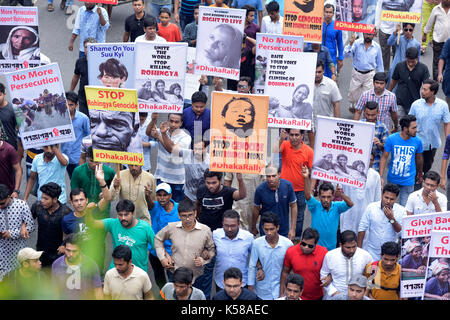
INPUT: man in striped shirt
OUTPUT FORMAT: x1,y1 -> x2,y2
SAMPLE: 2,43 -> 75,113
175,0 -> 207,31
353,72 -> 399,132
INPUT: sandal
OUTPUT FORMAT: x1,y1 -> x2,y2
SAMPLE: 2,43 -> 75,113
47,3 -> 54,11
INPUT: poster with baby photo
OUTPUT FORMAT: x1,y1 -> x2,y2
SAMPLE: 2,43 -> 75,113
334,0 -> 377,33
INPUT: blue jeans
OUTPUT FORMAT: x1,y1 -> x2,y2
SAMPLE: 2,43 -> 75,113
389,182 -> 414,206
150,3 -> 171,22
179,13 -> 194,31
156,179 -> 185,203
295,191 -> 306,238
26,165 -> 38,197
193,256 -> 216,300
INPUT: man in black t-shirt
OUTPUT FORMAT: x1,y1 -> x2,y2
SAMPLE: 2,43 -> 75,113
123,0 -> 147,42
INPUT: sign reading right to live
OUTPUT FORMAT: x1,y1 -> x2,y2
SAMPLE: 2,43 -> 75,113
311,116 -> 374,189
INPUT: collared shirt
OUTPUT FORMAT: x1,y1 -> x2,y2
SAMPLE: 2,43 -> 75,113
248,235 -> 293,300
355,89 -> 398,129
182,107 -> 211,142
261,16 -> 284,34
392,61 -> 430,110
60,111 -> 90,165
320,247 -> 373,297
344,38 -> 384,73
409,97 -> 450,150
149,199 -> 180,257
31,153 -> 69,204
124,12 -> 146,42
213,228 -> 253,288
155,221 -> 215,281
424,4 -> 450,43
313,75 -> 342,119
405,188 -> 447,215
361,120 -> 389,171
283,243 -> 328,300
358,201 -> 406,260
110,169 -> 156,223
0,198 -> 35,280
72,5 -> 110,52
103,264 -> 152,300
364,261 -> 401,300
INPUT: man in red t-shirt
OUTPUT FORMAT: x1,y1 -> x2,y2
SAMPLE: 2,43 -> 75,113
280,227 -> 328,300
276,128 -> 314,238
0,139 -> 22,198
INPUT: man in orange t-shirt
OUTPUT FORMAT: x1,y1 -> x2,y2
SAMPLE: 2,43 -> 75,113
277,128 -> 314,238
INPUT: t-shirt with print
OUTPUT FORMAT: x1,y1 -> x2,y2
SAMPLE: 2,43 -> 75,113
197,185 -> 236,231
384,132 -> 423,186
102,218 -> 155,272
62,212 -> 87,235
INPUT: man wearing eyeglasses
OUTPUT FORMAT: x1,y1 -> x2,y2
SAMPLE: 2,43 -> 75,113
279,227 -> 328,300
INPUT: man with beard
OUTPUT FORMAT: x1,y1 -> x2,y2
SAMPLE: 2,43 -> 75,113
103,245 -> 153,300
344,32 -> 384,113
23,144 -> 69,204
221,97 -> 256,139
320,230 -> 373,299
86,199 -> 155,274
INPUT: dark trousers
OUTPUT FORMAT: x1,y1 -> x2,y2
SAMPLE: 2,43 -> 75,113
193,256 -> 216,300
432,41 -> 444,80
423,148 -> 437,175
379,30 -> 396,72
66,163 -> 77,179
179,14 -> 194,32
149,253 -> 168,289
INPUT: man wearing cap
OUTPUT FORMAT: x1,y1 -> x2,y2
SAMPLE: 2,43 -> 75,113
0,248 -> 56,299
145,182 -> 180,288
327,275 -> 372,300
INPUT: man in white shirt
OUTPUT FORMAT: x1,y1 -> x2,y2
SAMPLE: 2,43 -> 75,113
357,183 -> 406,260
405,170 -> 447,215
320,230 -> 373,299
261,1 -> 283,34
276,273 -> 304,300
135,16 -> 167,43
103,245 -> 153,300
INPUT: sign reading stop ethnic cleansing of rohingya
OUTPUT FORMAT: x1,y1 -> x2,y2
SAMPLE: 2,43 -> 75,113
311,116 -> 374,189
209,91 -> 269,175
0,6 -> 40,73
381,0 -> 423,24
264,51 -> 316,130
254,33 -> 303,95
4,63 -> 75,149
85,86 -> 144,166
282,0 -> 324,43
135,41 -> 187,113
400,212 -> 450,298
195,6 -> 246,81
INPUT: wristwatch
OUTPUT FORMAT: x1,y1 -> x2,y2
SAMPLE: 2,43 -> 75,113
389,219 -> 395,224
13,189 -> 20,195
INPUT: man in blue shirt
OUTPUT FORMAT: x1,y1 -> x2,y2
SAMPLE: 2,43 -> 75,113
302,165 -> 354,251
322,4 -> 344,78
304,43 -> 336,80
60,92 -> 90,179
252,164 -> 297,240
379,115 -> 424,206
182,91 -> 210,146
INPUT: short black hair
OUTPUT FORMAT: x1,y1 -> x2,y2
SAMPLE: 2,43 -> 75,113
319,182 -> 334,195
224,267 -> 242,281
159,7 -> 171,16
64,233 -> 82,247
406,46 -> 419,59
402,22 -> 415,29
204,169 -> 223,181
399,114 -> 416,131
70,188 -> 87,201
324,3 -> 335,11
266,1 -> 279,13
261,211 -> 280,227
301,227 -> 320,244
87,146 -> 94,160
423,79 -> 439,95
364,101 -> 378,111
191,91 -> 207,104
143,15 -> 158,29
194,3 -> 200,10
286,273 -> 304,290
239,76 -> 253,89
423,170 -> 440,184
40,182 -> 62,199
65,91 -> 78,104
382,183 -> 400,197
341,230 -> 357,244
316,59 -> 325,70
0,83 -> 6,94
116,199 -> 135,213
112,244 -> 132,262
242,4 -> 256,16
223,209 -> 240,222
173,267 -> 194,284
373,72 -> 387,83
381,241 -> 401,256
132,0 -> 144,4
178,198 -> 196,214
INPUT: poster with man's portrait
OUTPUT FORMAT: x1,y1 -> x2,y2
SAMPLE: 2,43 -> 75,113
282,0 -> 324,43
195,6 -> 246,80
209,91 -> 269,175
311,116 -> 374,189
265,51 -> 316,130
0,6 -> 40,72
380,0 -> 423,23
334,0 -> 377,33
135,41 -> 187,113
85,86 -> 144,166
87,43 -> 135,89
4,63 -> 75,149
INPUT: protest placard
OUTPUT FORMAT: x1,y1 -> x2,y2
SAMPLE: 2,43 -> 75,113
135,41 -> 187,113
195,6 -> 246,80
264,51 -> 316,130
311,116 -> 374,188
87,43 -> 135,89
4,63 -> 75,149
0,6 -> 40,72
209,91 -> 268,174
85,86 -> 143,166
184,47 -> 201,102
423,230 -> 450,300
380,0 -> 423,24
334,0 -> 376,33
254,33 -> 303,95
282,0 -> 324,43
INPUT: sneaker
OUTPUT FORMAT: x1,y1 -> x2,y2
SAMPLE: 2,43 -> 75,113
65,5 -> 72,15
47,3 -> 54,11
